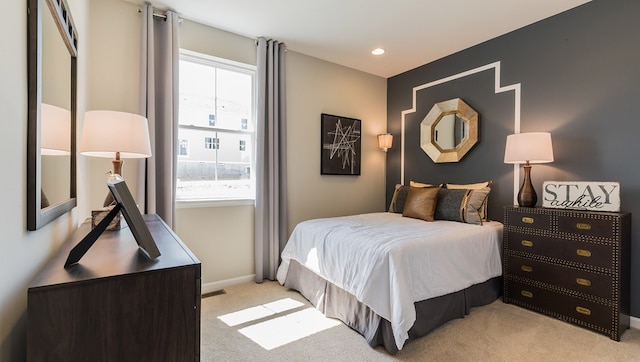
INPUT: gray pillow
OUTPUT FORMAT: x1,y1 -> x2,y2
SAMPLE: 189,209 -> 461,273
434,189 -> 469,222
461,187 -> 491,225
433,187 -> 491,225
388,184 -> 410,213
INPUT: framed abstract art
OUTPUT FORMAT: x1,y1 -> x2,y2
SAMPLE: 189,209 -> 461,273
320,113 -> 361,175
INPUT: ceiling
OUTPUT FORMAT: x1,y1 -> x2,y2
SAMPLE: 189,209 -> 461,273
129,0 -> 591,78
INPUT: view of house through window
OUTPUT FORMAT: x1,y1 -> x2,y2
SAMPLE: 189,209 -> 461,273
177,50 -> 256,201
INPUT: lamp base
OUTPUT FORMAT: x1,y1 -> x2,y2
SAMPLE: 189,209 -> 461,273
91,206 -> 128,231
517,165 -> 537,207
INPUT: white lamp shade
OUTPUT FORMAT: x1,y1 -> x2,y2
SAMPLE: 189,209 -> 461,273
378,133 -> 393,151
504,132 -> 554,164
41,103 -> 71,155
80,110 -> 152,158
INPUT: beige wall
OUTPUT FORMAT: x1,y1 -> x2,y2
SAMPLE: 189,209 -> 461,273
85,0 -> 387,289
0,0 -> 386,356
85,0 -> 143,209
285,51 -> 388,231
0,1 -> 88,360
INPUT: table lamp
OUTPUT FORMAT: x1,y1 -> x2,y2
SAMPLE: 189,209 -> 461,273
504,132 -> 554,207
80,110 -> 152,207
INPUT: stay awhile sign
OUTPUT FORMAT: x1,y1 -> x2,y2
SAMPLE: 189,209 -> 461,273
542,181 -> 620,212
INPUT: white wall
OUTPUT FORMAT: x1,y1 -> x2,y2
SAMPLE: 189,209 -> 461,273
0,0 -> 88,360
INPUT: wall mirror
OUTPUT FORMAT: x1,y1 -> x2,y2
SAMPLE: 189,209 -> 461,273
27,0 -> 78,230
420,98 -> 478,163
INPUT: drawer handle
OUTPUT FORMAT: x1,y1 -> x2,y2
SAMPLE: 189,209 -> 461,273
521,290 -> 533,298
576,223 -> 592,230
522,217 -> 534,224
576,249 -> 592,257
521,265 -> 533,272
521,240 -> 534,247
576,278 -> 592,287
576,306 -> 591,316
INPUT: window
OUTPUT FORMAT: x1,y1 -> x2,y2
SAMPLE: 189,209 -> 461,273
205,137 -> 219,150
177,50 -> 256,202
178,139 -> 189,156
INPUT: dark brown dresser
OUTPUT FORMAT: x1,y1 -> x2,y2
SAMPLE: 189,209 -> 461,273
503,206 -> 631,340
27,214 -> 201,361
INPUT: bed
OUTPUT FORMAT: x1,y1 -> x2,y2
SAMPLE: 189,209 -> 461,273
276,183 -> 503,353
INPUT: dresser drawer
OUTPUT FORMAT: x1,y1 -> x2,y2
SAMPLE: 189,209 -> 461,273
557,214 -> 616,239
506,209 -> 551,230
505,280 -> 613,335
506,231 -> 614,269
506,255 -> 613,300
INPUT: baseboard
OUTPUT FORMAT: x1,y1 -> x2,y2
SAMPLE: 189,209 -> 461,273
631,316 -> 640,330
201,274 -> 255,295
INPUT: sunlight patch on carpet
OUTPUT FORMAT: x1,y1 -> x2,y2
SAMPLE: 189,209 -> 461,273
238,308 -> 341,350
218,298 -> 305,327
263,298 -> 304,313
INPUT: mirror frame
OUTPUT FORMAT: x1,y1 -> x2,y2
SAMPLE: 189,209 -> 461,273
420,98 -> 478,163
27,0 -> 78,230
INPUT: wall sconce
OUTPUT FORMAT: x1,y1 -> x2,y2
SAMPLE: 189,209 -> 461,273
378,133 -> 393,152
504,132 -> 554,207
80,110 -> 152,207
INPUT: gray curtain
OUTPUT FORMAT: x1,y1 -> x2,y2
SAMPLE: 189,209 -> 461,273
138,5 -> 179,228
255,38 -> 288,282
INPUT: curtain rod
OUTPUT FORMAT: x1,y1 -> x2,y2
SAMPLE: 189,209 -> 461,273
137,8 -> 183,23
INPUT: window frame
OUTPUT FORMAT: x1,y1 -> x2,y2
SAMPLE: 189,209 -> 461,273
177,49 -> 257,206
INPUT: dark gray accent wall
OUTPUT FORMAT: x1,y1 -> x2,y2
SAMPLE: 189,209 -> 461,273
386,0 -> 640,317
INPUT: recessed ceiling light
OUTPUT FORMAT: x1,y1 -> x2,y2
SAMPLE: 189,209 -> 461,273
371,48 -> 385,56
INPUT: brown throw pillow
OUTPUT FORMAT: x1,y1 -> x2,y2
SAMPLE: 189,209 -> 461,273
402,186 -> 440,221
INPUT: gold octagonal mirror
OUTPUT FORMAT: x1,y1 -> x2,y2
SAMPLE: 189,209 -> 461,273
420,98 -> 478,163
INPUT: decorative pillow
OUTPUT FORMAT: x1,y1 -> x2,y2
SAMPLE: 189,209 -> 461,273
461,187 -> 491,225
445,181 -> 492,190
389,182 -> 433,213
409,180 -> 433,188
445,181 -> 492,220
402,186 -> 440,221
434,189 -> 470,222
388,184 -> 408,213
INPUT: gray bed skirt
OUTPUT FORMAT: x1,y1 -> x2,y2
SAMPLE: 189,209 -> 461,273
283,260 -> 502,354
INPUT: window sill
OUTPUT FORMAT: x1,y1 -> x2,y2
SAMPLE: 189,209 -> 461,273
175,198 -> 255,209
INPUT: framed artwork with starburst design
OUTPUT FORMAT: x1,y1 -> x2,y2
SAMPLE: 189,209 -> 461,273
321,113 -> 361,175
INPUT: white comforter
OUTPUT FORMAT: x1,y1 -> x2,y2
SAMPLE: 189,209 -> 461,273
276,212 -> 503,350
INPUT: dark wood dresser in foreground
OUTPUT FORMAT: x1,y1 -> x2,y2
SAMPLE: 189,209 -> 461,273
503,206 -> 630,340
27,214 -> 201,361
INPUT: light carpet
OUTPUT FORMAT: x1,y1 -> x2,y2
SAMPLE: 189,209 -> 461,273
200,281 -> 640,361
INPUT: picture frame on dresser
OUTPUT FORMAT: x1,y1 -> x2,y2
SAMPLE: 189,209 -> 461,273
502,206 -> 631,341
65,178 -> 160,267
